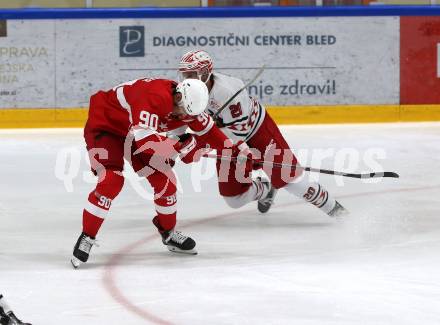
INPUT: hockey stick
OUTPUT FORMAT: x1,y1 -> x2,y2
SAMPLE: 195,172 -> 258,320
203,153 -> 399,179
213,65 -> 266,120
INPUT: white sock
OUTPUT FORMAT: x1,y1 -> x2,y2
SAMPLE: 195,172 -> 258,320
222,178 -> 266,209
284,177 -> 336,215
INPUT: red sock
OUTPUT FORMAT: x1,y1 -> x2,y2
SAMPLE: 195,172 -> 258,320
82,192 -> 107,238
154,212 -> 177,232
147,170 -> 177,232
82,170 -> 124,238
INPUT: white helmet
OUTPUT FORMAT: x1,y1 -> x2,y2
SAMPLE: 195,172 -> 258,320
175,79 -> 209,116
178,50 -> 213,83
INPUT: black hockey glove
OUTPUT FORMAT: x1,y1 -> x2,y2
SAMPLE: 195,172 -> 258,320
214,116 -> 225,128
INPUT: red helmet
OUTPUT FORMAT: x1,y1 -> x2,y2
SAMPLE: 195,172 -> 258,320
178,50 -> 213,83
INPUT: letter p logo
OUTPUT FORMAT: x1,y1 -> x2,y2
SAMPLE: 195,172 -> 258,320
120,26 -> 145,57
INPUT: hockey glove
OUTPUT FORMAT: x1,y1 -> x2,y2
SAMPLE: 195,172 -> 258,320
214,116 -> 225,128
231,141 -> 254,173
176,133 -> 210,164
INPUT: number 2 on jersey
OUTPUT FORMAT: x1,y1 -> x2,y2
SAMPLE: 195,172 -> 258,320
229,103 -> 242,118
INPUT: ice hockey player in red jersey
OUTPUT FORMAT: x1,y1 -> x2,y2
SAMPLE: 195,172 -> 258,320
177,50 -> 347,217
71,78 -> 238,268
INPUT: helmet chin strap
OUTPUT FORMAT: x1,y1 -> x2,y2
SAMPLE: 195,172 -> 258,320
199,71 -> 212,84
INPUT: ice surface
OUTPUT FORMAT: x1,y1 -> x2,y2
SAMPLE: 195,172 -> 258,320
1,123 -> 439,325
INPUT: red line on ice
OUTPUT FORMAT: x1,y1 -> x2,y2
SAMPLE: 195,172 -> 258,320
102,184 -> 440,324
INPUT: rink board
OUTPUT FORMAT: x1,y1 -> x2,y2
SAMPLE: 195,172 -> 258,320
1,7 -> 440,126
1,105 -> 440,128
0,17 -> 399,108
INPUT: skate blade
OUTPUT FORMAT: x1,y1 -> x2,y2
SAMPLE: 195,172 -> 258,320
71,257 -> 82,268
167,246 -> 198,255
330,207 -> 349,219
258,203 -> 271,214
258,189 -> 277,214
328,201 -> 349,219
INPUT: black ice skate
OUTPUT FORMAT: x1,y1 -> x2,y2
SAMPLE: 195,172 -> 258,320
71,232 -> 98,268
162,230 -> 197,255
153,217 -> 197,255
0,307 -> 8,325
257,177 -> 278,214
327,201 -> 348,218
0,308 -> 31,325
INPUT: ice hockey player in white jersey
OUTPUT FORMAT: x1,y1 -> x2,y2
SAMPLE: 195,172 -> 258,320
177,50 -> 346,217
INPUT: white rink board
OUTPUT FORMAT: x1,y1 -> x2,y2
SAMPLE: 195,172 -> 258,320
0,17 -> 399,108
0,20 -> 55,107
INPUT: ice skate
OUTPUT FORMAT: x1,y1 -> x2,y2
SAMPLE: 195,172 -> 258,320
0,307 -> 8,325
153,216 -> 197,255
0,307 -> 31,325
71,232 -> 98,268
257,177 -> 278,214
161,229 -> 197,255
327,201 -> 348,218
3,312 -> 31,325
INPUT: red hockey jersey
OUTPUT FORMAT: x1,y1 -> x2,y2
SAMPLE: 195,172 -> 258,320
86,78 -> 219,143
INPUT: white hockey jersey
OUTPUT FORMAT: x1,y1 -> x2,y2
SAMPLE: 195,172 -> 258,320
207,72 -> 265,143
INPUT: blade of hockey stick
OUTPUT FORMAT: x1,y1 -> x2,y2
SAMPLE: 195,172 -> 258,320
203,153 -> 399,179
213,65 -> 266,120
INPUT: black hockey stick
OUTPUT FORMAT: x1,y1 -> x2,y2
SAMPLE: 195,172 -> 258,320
203,153 -> 399,179
213,65 -> 266,120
